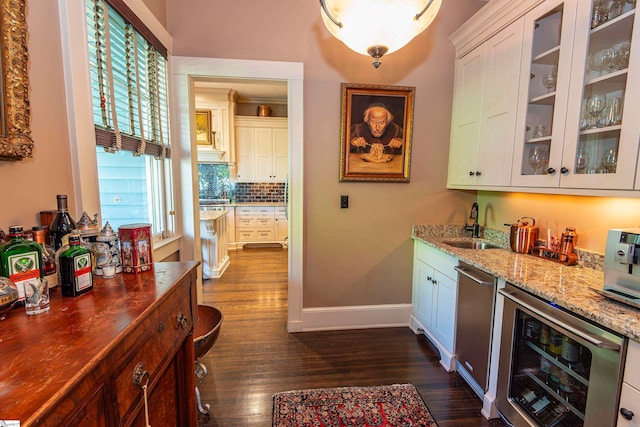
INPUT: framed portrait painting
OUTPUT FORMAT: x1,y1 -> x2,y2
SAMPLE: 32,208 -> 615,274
339,83 -> 415,182
195,110 -> 212,145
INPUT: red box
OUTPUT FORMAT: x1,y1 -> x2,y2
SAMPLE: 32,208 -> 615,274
118,224 -> 153,273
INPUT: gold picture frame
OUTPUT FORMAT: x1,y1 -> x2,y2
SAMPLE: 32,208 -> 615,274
195,110 -> 212,145
0,0 -> 33,160
339,83 -> 415,182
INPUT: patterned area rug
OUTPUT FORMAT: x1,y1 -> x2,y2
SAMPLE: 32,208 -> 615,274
272,384 -> 439,427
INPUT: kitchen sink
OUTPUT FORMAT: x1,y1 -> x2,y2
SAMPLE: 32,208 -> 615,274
442,240 -> 502,250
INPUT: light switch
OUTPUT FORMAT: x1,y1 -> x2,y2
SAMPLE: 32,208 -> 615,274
340,195 -> 348,209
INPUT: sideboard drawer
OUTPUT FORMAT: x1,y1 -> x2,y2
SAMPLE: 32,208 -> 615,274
112,286 -> 193,423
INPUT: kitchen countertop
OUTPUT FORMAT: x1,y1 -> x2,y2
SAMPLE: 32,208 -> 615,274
412,224 -> 640,341
199,210 -> 229,220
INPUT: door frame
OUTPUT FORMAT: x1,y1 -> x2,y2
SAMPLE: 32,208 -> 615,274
171,57 -> 304,332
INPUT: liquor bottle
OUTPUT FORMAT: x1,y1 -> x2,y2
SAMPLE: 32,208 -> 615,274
0,225 -> 43,303
59,234 -> 93,297
549,328 -> 563,357
31,226 -> 58,289
561,335 -> 580,364
539,324 -> 550,350
50,194 -> 77,250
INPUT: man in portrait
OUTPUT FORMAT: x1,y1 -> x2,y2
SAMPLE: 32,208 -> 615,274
350,103 -> 404,156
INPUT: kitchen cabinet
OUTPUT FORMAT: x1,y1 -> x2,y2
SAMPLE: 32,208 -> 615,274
0,262 -> 199,426
513,0 -> 640,190
618,339 -> 640,426
235,116 -> 288,182
235,205 -> 288,245
448,18 -> 524,187
450,0 -> 640,193
411,240 -> 458,371
274,206 -> 288,242
196,89 -> 237,164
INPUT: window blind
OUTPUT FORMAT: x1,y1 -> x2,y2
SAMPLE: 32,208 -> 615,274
85,0 -> 170,158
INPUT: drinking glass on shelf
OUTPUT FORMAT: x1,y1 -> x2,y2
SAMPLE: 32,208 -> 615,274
616,41 -> 631,69
602,149 -> 618,173
592,1 -> 604,28
542,73 -> 557,93
533,125 -> 547,138
575,148 -> 590,174
587,94 -> 606,128
528,146 -> 547,175
602,48 -> 620,72
588,51 -> 605,75
602,96 -> 622,126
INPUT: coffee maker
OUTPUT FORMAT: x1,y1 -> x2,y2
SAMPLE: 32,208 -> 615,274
604,228 -> 640,308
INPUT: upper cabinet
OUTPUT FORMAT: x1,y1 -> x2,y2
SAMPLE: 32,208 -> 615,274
448,18 -> 525,187
195,89 -> 238,164
449,0 -> 640,195
235,116 -> 288,182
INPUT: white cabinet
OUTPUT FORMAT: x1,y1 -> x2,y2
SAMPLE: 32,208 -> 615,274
450,0 -> 640,194
235,117 -> 288,182
234,205 -> 287,245
513,0 -> 640,190
411,240 -> 458,371
274,206 -> 288,242
195,89 -> 237,164
448,18 -> 524,187
618,339 -> 640,426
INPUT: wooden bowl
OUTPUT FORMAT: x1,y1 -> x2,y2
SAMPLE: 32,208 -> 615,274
194,305 -> 223,360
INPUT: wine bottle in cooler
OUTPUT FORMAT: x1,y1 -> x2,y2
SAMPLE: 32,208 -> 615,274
50,194 -> 77,250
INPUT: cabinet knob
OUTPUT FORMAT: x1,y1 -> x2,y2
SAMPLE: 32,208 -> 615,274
475,171 -> 481,176
620,408 -> 634,420
547,167 -> 556,175
469,171 -> 474,176
560,167 -> 569,174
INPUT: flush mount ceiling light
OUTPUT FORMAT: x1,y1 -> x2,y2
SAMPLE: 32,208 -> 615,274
319,0 -> 442,68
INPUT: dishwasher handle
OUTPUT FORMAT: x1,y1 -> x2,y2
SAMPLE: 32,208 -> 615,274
454,265 -> 494,287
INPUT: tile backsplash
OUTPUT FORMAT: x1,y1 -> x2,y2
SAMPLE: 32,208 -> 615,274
197,163 -> 285,203
235,182 -> 285,203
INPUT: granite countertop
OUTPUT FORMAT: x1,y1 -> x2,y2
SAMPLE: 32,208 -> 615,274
199,210 -> 229,220
412,224 -> 640,341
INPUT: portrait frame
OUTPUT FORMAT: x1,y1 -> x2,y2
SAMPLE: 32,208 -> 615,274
195,110 -> 212,145
0,0 -> 33,161
339,83 -> 415,182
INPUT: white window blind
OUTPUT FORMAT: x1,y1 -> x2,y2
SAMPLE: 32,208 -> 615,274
85,0 -> 170,158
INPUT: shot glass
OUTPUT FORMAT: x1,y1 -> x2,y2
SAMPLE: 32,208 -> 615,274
22,278 -> 50,315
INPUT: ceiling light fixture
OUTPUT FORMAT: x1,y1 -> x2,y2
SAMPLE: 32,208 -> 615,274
319,0 -> 442,68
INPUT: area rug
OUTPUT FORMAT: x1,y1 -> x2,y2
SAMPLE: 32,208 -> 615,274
272,384 -> 439,427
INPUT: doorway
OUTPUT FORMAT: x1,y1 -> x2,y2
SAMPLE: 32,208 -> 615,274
172,57 -> 304,332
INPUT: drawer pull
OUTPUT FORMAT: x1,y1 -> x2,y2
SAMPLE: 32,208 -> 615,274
177,312 -> 189,330
157,322 -> 165,333
620,408 -> 634,420
132,361 -> 149,388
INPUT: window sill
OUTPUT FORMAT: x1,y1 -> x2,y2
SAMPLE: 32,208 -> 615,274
152,235 -> 182,261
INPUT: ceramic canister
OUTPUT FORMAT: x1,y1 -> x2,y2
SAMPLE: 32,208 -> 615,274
95,222 -> 122,275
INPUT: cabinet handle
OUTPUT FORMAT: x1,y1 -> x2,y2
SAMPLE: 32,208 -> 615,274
620,408 -> 634,420
176,312 -> 189,330
132,361 -> 149,388
469,171 -> 474,176
475,171 -> 481,176
560,167 -> 569,174
547,167 -> 556,175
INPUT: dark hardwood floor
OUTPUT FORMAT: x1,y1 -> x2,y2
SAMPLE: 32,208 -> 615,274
197,248 -> 505,426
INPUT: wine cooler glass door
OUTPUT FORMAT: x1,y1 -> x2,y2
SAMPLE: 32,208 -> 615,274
495,284 -> 625,427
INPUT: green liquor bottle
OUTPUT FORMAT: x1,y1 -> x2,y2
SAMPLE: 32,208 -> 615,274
0,225 -> 44,304
59,234 -> 93,297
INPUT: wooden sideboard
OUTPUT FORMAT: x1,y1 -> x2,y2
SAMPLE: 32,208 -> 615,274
0,261 -> 199,426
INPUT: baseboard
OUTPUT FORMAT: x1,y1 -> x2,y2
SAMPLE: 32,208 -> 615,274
299,304 -> 412,331
409,315 -> 456,372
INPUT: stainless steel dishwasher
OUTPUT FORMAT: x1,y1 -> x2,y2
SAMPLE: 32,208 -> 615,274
454,261 -> 496,395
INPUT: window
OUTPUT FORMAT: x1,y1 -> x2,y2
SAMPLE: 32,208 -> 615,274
85,0 -> 171,237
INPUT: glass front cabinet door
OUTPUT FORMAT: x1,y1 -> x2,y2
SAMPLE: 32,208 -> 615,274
513,0 -> 640,190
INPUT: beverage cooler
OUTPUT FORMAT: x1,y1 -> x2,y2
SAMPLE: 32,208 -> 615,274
496,284 -> 627,427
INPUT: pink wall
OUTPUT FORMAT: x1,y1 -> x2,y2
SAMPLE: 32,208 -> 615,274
166,0 -> 485,307
0,1 -> 75,232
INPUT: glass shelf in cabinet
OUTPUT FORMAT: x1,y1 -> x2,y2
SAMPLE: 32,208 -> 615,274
589,9 -> 635,52
579,124 -> 622,135
529,92 -> 556,105
532,45 -> 560,65
584,68 -> 628,87
527,136 -> 553,144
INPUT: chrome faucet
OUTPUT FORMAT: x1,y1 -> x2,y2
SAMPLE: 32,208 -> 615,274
464,202 -> 480,238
